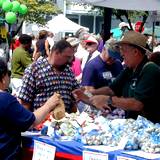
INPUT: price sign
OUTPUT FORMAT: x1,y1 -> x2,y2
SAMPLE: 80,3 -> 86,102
117,156 -> 136,160
83,151 -> 108,160
32,140 -> 56,160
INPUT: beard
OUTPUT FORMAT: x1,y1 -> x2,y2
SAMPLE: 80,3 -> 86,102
55,64 -> 67,71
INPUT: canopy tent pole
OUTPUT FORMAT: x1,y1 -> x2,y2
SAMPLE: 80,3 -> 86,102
151,11 -> 157,51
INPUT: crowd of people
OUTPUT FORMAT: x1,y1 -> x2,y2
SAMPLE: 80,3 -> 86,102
1,23 -> 160,159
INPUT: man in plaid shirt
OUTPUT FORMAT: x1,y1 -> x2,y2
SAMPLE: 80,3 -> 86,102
18,39 -> 79,113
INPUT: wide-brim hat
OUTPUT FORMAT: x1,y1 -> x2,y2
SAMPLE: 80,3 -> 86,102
116,31 -> 148,52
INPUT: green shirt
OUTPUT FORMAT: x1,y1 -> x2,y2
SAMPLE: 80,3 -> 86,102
110,57 -> 160,123
11,46 -> 32,79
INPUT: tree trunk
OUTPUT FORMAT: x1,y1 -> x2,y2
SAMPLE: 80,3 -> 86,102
6,21 -> 24,62
13,20 -> 24,37
103,7 -> 112,42
124,11 -> 133,30
139,11 -> 149,33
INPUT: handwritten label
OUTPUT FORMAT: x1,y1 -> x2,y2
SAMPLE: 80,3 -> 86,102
117,156 -> 136,160
83,151 -> 108,160
32,140 -> 56,160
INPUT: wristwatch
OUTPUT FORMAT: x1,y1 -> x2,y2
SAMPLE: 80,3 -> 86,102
107,96 -> 114,110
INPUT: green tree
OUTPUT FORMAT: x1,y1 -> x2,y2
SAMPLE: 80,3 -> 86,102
0,0 -> 61,61
18,0 -> 61,25
89,6 -> 149,32
0,0 -> 61,36
13,0 -> 61,36
113,9 -> 149,32
69,2 -> 149,35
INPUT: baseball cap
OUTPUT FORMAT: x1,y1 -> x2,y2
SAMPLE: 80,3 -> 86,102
107,49 -> 121,60
119,22 -> 128,29
104,40 -> 121,60
84,36 -> 98,45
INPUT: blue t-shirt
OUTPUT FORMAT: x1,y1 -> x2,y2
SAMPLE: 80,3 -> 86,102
0,92 -> 35,159
81,55 -> 123,89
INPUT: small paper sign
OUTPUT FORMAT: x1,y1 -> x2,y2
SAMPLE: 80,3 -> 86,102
117,156 -> 136,160
83,150 -> 108,160
32,140 -> 56,160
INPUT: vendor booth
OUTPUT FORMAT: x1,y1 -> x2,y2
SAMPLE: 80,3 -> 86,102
22,133 -> 160,160
21,112 -> 160,160
22,14 -> 88,35
46,14 -> 89,34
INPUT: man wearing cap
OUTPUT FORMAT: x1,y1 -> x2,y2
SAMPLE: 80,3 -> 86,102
81,36 -> 100,70
81,43 -> 123,90
74,32 -> 90,62
75,31 -> 160,123
119,22 -> 129,40
66,37 -> 82,82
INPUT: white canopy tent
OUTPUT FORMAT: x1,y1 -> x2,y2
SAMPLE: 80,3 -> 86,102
68,0 -> 160,11
46,14 -> 89,33
22,14 -> 88,34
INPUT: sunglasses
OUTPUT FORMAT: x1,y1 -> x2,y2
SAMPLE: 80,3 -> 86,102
86,42 -> 96,46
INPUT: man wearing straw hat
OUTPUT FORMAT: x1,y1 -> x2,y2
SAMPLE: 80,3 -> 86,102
74,31 -> 160,123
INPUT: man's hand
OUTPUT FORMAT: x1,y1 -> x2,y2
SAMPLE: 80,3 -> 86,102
72,88 -> 90,104
45,93 -> 61,112
89,95 -> 111,112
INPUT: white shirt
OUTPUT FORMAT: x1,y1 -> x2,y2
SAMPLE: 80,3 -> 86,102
81,50 -> 100,71
47,37 -> 55,50
75,44 -> 87,60
153,45 -> 160,52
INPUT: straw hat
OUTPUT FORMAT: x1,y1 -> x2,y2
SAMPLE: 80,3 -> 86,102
116,31 -> 148,51
66,37 -> 80,47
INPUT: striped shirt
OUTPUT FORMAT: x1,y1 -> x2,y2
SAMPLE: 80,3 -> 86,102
18,58 -> 79,113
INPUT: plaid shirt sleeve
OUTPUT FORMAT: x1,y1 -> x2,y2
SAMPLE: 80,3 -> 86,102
72,74 -> 80,90
18,64 -> 36,103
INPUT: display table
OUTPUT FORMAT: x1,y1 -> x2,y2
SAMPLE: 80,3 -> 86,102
22,134 -> 83,160
84,146 -> 160,160
22,134 -> 160,160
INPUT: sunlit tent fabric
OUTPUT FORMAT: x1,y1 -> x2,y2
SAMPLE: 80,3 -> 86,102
46,14 -> 89,33
69,0 -> 160,11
